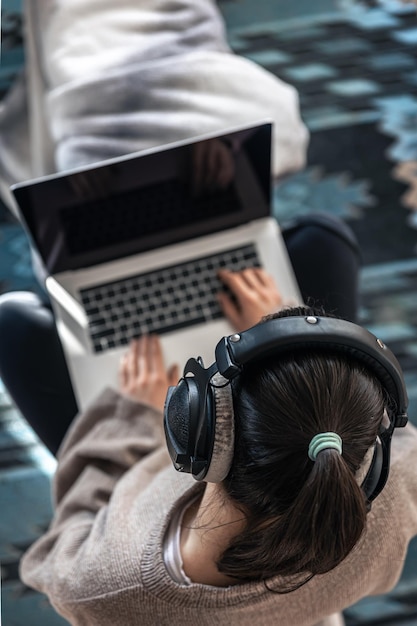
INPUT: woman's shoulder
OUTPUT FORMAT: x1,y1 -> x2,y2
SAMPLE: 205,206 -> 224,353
368,421 -> 417,541
391,420 -> 417,466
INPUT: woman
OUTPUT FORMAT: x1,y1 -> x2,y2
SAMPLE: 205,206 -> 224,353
19,265 -> 417,626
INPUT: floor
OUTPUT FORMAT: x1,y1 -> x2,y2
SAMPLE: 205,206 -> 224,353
1,0 -> 417,624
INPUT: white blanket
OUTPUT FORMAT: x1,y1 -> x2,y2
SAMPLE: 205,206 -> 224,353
0,0 -> 308,214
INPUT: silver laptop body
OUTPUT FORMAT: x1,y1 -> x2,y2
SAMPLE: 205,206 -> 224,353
12,122 -> 301,410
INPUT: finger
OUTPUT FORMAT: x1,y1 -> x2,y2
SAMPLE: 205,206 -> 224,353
127,339 -> 139,378
254,267 -> 280,292
148,334 -> 165,373
118,353 -> 129,387
239,268 -> 265,290
239,269 -> 282,306
136,335 -> 149,377
217,290 -> 241,329
251,267 -> 271,287
251,269 -> 283,306
218,269 -> 252,300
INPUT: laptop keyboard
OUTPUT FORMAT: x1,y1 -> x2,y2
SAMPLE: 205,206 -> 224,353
80,244 -> 261,353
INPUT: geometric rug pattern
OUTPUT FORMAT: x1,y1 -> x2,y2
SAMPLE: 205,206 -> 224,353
1,0 -> 417,624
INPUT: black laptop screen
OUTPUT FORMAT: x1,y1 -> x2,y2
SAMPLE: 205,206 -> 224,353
12,123 -> 272,274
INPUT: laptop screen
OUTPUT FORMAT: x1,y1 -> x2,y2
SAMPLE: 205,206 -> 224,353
12,123 -> 272,274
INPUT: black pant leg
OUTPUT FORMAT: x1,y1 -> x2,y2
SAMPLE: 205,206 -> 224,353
282,212 -> 361,323
0,291 -> 78,454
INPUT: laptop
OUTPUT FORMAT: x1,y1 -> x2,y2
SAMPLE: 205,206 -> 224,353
12,121 -> 302,410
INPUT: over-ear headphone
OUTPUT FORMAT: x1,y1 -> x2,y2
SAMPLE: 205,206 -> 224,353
164,315 -> 408,503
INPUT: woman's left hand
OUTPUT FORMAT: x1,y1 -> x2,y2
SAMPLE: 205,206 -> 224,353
217,267 -> 284,332
119,335 -> 179,411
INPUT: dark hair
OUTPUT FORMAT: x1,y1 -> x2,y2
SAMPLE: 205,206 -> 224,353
218,307 -> 387,590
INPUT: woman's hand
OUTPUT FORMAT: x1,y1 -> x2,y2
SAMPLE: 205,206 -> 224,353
119,335 -> 179,411
217,267 -> 284,332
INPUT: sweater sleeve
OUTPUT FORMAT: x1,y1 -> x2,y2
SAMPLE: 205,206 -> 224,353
19,387 -> 172,598
52,387 -> 166,512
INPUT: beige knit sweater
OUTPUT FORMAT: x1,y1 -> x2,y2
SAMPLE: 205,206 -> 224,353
20,388 -> 417,626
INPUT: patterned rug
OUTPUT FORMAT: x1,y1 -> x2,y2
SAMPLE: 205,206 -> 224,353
1,1 -> 417,624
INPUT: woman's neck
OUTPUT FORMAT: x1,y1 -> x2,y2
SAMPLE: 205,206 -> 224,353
180,483 -> 246,586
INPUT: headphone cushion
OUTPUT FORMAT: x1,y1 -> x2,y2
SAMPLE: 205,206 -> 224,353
165,379 -> 192,455
205,373 -> 235,483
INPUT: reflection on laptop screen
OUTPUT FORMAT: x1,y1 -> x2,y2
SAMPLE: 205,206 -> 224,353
13,123 -> 272,274
61,177 -> 242,256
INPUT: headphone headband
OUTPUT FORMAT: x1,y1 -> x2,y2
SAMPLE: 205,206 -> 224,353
215,316 -> 408,427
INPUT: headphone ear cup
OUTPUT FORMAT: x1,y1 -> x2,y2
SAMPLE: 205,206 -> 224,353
204,373 -> 235,483
164,378 -> 200,474
361,441 -> 382,501
164,372 -> 235,482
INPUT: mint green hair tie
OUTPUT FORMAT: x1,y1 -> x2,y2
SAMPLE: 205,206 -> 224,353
308,432 -> 343,461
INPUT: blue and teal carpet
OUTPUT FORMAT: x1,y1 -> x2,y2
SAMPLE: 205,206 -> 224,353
1,1 -> 417,624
